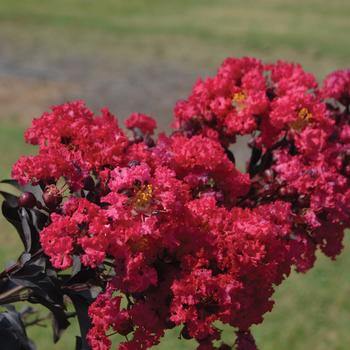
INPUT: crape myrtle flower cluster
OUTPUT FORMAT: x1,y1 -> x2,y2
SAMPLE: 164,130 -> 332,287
11,58 -> 350,350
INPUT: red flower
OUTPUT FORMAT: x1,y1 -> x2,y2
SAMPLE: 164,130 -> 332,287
125,113 -> 157,135
11,56 -> 350,350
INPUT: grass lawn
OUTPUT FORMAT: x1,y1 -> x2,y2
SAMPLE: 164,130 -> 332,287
0,0 -> 349,74
0,1 -> 350,349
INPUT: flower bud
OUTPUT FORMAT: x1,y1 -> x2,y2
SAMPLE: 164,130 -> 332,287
18,192 -> 37,208
43,185 -> 62,209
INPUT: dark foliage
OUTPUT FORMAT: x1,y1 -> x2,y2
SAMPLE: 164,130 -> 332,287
0,180 -> 96,350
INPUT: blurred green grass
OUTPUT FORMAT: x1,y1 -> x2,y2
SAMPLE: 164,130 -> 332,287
1,0 -> 350,75
1,0 -> 350,349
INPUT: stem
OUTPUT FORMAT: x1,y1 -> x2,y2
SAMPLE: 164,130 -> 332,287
104,261 -> 114,268
24,311 -> 77,327
0,293 -> 30,305
0,285 -> 25,299
0,249 -> 43,279
0,285 -> 29,304
24,314 -> 50,327
106,330 -> 119,337
64,283 -> 92,292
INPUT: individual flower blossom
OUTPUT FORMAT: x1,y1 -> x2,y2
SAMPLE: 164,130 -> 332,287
173,57 -> 266,141
39,213 -> 75,269
108,162 -> 151,193
40,198 -> 111,269
267,60 -> 318,96
163,134 -> 250,204
120,253 -> 158,293
125,113 -> 157,135
87,287 -> 123,350
321,69 -> 350,104
12,101 -> 128,189
292,126 -> 329,158
269,91 -> 330,131
225,69 -> 269,135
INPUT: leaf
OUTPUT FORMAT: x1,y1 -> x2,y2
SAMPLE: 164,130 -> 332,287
0,179 -> 22,189
75,336 -> 83,350
260,150 -> 273,170
0,278 -> 19,296
68,290 -> 93,350
1,201 -> 47,253
62,267 -> 97,286
2,201 -> 29,251
50,307 -> 70,343
0,179 -> 43,201
20,253 -> 32,265
0,306 -> 36,350
18,208 -> 33,253
248,147 -> 262,175
27,209 -> 47,253
11,262 -> 64,306
71,256 -> 82,277
8,259 -> 70,343
225,148 -> 235,164
27,295 -> 70,343
0,190 -> 19,208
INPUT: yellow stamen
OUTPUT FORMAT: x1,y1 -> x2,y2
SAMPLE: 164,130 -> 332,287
232,91 -> 246,110
129,237 -> 151,253
135,184 -> 153,209
291,107 -> 313,130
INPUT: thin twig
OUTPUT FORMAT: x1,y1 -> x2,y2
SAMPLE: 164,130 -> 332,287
0,249 -> 44,279
0,285 -> 28,304
24,314 -> 51,327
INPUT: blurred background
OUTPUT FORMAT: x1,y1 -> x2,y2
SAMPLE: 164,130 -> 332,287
0,0 -> 350,349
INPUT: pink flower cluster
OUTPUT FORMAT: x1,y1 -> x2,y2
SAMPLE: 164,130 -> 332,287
12,57 -> 350,350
